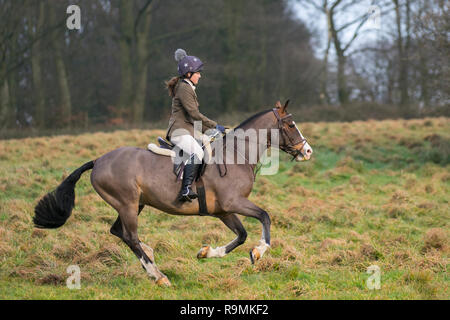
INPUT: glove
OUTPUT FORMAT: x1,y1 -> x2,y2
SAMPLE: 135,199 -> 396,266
215,124 -> 226,133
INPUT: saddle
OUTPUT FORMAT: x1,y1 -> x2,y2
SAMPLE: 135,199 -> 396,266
157,137 -> 175,150
148,136 -> 210,180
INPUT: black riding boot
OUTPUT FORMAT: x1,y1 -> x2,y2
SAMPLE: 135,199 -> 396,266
178,155 -> 201,202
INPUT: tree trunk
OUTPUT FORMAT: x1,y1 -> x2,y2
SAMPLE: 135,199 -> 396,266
251,1 -> 267,110
0,78 -> 10,130
54,43 -> 72,127
336,53 -> 348,104
221,0 -> 241,112
132,1 -> 154,124
394,0 -> 409,107
386,60 -> 394,104
328,6 -> 349,105
321,7 -> 332,105
31,1 -> 46,128
419,46 -> 430,107
405,0 -> 411,105
118,0 -> 134,117
49,4 -> 72,128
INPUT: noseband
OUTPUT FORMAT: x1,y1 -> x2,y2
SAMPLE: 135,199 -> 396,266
271,108 -> 307,161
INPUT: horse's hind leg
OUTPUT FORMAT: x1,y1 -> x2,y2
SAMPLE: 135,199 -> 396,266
110,205 -> 144,239
110,205 -> 155,260
118,205 -> 170,286
197,213 -> 247,259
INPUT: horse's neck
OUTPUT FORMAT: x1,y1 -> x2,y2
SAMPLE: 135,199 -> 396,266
235,116 -> 276,164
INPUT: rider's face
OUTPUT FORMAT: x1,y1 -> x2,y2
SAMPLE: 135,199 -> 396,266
190,72 -> 201,85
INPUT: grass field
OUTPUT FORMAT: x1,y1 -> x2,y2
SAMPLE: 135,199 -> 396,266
0,117 -> 448,299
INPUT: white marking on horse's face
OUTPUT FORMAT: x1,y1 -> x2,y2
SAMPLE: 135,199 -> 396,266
292,122 -> 313,161
293,121 -> 304,139
300,142 -> 313,161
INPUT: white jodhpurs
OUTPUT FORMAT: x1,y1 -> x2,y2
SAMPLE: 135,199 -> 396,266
170,134 -> 204,162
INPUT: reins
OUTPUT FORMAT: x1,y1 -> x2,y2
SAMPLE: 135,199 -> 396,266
215,108 -> 307,179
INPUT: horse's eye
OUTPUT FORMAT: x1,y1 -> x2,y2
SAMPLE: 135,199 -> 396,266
288,124 -> 295,128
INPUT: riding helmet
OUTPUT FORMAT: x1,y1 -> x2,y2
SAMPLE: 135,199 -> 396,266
175,49 -> 203,76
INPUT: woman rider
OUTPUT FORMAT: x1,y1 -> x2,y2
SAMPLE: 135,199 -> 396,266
165,49 -> 226,202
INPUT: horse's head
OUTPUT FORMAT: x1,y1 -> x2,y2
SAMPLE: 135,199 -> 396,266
272,100 -> 313,161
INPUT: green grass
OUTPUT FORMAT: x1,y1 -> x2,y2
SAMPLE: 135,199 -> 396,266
0,119 -> 449,299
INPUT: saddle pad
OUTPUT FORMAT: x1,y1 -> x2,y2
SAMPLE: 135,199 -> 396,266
147,143 -> 176,157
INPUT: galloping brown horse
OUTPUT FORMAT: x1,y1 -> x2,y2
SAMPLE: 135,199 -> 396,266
33,101 -> 312,286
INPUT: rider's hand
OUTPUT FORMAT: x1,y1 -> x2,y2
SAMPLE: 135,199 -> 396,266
215,124 -> 226,133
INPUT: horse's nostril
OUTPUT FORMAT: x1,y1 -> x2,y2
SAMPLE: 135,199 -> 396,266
307,149 -> 312,153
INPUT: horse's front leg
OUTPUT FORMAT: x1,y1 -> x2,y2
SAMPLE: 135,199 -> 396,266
197,213 -> 247,259
224,198 -> 271,264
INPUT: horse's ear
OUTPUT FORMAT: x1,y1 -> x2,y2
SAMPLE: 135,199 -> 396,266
275,101 -> 282,109
281,99 -> 290,113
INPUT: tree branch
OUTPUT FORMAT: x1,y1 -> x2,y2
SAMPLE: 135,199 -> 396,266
301,0 -> 326,12
343,14 -> 370,52
337,12 -> 369,32
134,0 -> 154,35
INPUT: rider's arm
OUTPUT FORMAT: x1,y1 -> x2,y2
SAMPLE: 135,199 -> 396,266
177,84 -> 217,132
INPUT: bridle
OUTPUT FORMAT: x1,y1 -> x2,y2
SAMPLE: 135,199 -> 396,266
271,108 -> 307,161
215,108 -> 309,178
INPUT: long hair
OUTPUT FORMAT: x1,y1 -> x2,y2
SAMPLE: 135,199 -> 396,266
165,76 -> 181,97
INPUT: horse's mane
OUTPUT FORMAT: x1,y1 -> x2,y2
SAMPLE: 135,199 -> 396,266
218,108 -> 273,144
233,108 -> 273,130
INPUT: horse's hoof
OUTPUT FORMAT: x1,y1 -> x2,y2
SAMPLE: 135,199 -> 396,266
156,277 -> 171,287
197,246 -> 210,259
249,248 -> 260,264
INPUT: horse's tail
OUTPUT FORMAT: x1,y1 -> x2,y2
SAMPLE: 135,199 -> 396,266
33,160 -> 95,229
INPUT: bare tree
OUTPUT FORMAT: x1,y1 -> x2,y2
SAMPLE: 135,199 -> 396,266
299,0 -> 392,104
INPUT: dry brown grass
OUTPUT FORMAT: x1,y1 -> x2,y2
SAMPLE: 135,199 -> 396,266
320,238 -> 347,250
423,228 -> 448,251
386,205 -> 408,219
390,190 -> 410,203
82,243 -> 126,266
359,244 -> 381,261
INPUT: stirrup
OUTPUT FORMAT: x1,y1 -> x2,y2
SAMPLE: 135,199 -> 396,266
178,186 -> 198,202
